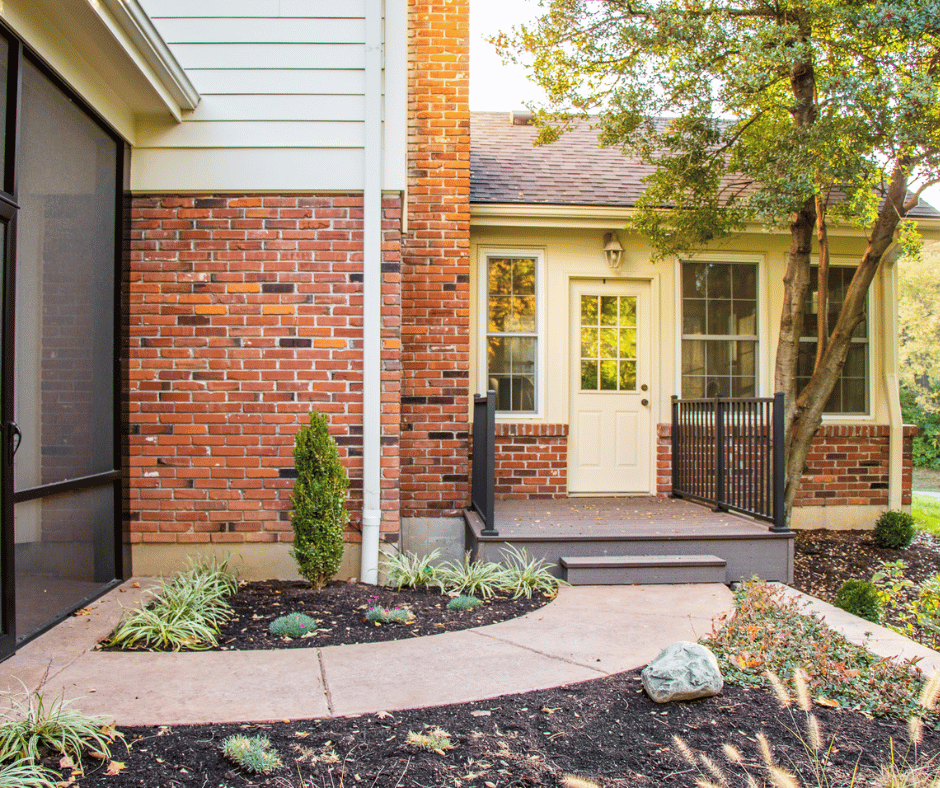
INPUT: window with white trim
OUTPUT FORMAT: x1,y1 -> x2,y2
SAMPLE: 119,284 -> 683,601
796,266 -> 869,414
485,254 -> 538,412
681,261 -> 758,397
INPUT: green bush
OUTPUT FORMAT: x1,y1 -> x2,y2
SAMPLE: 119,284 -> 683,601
364,605 -> 413,624
833,579 -> 884,623
447,594 -> 482,611
221,734 -> 281,774
873,510 -> 917,549
290,412 -> 349,589
268,612 -> 318,638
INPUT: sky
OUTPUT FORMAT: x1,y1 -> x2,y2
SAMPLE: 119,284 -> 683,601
469,0 -> 545,112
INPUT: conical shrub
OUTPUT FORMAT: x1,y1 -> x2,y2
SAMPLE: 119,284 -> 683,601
290,412 -> 348,589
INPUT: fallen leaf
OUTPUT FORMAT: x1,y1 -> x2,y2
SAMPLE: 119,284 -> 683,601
294,731 -> 310,738
541,707 -> 560,714
132,582 -> 141,588
470,710 -> 491,717
105,761 -> 125,776
816,697 -> 840,708
59,755 -> 75,770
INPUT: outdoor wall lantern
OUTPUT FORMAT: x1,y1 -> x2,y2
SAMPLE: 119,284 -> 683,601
604,232 -> 624,272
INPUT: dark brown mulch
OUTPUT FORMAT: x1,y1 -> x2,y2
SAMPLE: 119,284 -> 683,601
100,580 -> 552,652
793,527 -> 940,648
793,528 -> 940,601
65,669 -> 940,788
215,580 -> 551,650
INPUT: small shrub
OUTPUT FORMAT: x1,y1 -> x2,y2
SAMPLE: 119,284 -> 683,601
833,579 -> 884,623
290,412 -> 349,590
380,548 -> 441,590
364,605 -> 413,625
406,728 -> 453,753
447,594 -> 482,611
437,553 -> 507,599
104,556 -> 237,651
222,734 -> 281,775
268,613 -> 318,638
0,688 -> 120,765
873,510 -> 917,549
498,544 -> 562,599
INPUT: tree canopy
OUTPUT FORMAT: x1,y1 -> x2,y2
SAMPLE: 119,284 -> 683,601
498,0 -> 940,518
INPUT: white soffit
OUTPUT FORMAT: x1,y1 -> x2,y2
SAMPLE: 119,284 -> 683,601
2,0 -> 198,134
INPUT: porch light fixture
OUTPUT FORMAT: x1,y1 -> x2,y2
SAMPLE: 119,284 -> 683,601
604,232 -> 624,272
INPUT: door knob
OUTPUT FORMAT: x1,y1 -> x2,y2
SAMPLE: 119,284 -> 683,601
640,384 -> 648,391
641,399 -> 649,407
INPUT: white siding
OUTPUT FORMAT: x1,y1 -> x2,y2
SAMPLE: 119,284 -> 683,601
133,1 -> 405,193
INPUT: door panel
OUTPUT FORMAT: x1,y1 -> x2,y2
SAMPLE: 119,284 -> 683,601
569,281 -> 652,494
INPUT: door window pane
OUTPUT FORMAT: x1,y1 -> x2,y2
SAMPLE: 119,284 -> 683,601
580,294 -> 638,391
15,485 -> 115,639
15,60 -> 117,490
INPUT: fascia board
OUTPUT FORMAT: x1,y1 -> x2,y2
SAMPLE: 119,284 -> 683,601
95,0 -> 199,118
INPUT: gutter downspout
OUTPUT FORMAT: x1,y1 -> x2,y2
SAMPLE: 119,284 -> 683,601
882,249 -> 904,510
360,1 -> 383,583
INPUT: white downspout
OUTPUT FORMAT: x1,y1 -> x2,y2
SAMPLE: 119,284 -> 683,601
882,251 -> 904,510
360,0 -> 383,583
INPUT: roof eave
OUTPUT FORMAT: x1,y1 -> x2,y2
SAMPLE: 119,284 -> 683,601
95,0 -> 200,117
470,202 -> 940,240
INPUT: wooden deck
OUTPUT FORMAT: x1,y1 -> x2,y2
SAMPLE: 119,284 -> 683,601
489,496 -> 777,538
465,496 -> 794,583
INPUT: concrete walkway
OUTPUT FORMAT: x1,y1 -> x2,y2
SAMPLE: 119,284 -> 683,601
3,580 -> 938,728
0,580 -> 733,726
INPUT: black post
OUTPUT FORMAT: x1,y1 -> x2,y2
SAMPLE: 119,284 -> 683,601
714,393 -> 726,512
770,391 -> 788,532
471,391 -> 498,536
670,395 -> 679,498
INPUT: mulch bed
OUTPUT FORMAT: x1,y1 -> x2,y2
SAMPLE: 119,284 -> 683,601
69,529 -> 940,786
65,669 -> 940,788
793,529 -> 940,601
100,580 -> 552,652
215,580 -> 551,650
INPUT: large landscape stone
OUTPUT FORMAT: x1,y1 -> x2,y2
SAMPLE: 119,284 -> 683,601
641,641 -> 723,703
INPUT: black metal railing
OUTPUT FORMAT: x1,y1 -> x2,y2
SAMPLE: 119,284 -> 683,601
671,392 -> 787,532
470,391 -> 498,535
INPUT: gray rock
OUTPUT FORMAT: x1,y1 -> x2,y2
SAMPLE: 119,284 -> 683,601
641,641 -> 723,703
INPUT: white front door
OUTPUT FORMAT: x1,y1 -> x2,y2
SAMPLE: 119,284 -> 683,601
568,280 -> 652,494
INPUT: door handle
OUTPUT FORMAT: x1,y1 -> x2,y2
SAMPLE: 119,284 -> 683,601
641,399 -> 649,407
6,421 -> 20,465
640,384 -> 648,391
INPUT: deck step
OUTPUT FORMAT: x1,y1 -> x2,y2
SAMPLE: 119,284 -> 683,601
560,554 -> 726,585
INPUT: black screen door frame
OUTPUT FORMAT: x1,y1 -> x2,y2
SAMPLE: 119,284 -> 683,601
0,24 -> 127,658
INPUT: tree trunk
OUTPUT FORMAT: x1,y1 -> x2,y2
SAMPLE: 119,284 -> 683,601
780,162 -> 911,520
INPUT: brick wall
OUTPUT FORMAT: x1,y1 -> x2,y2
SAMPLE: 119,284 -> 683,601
127,194 -> 402,549
400,0 -> 471,521
488,423 -> 568,500
796,424 -> 916,508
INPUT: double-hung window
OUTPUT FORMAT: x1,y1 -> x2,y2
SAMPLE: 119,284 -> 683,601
796,266 -> 869,414
681,261 -> 758,398
485,253 -> 539,413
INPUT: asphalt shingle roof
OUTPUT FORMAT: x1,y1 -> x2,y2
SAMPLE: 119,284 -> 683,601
469,111 -> 940,219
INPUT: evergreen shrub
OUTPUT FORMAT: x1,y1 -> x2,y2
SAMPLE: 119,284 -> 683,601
833,579 -> 883,623
873,510 -> 917,550
290,412 -> 349,589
